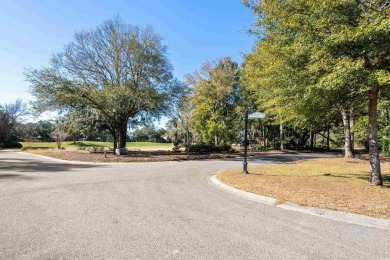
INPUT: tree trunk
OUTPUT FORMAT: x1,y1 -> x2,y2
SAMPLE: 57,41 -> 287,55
309,130 -> 314,149
185,126 -> 189,145
118,122 -> 127,148
112,129 -> 117,155
280,123 -> 284,151
341,110 -> 354,158
368,86 -> 383,185
350,109 -> 355,152
327,126 -> 330,150
273,131 -> 276,148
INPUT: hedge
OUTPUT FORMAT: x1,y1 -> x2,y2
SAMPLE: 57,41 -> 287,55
0,142 -> 23,148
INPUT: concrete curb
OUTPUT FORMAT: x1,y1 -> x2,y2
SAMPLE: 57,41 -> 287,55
208,172 -> 390,232
208,173 -> 277,205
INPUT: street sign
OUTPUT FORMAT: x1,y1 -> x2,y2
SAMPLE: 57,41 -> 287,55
248,112 -> 265,119
242,110 -> 265,174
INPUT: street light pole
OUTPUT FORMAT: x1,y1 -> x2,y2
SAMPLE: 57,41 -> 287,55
243,108 -> 249,174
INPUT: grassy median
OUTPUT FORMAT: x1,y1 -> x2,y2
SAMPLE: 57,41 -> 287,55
217,157 -> 390,219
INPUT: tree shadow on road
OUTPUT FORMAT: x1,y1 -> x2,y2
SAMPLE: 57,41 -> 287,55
0,158 -> 103,173
0,173 -> 36,180
247,153 -> 333,164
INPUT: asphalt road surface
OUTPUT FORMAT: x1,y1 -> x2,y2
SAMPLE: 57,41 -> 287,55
0,150 -> 389,259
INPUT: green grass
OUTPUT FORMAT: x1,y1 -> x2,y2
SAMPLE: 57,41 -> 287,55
126,142 -> 172,147
20,142 -> 70,149
20,141 -> 172,149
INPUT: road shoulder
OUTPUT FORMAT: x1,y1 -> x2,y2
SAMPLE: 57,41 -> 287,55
208,172 -> 390,231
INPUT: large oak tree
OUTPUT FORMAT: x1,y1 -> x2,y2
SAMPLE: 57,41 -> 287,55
27,17 -> 181,150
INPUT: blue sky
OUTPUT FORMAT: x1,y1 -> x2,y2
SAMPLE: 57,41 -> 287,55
0,0 -> 255,111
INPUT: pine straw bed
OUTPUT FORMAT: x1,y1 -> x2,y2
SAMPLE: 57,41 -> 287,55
218,157 -> 390,219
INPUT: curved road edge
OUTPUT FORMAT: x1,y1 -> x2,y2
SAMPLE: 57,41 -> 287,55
207,172 -> 390,232
3,150 -> 175,166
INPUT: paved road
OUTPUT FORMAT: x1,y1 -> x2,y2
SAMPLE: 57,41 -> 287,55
0,150 -> 389,259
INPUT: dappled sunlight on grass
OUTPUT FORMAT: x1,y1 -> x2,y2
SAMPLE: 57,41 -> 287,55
218,157 -> 390,219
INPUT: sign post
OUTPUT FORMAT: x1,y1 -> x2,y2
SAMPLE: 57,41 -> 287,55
243,111 -> 265,174
243,109 -> 249,174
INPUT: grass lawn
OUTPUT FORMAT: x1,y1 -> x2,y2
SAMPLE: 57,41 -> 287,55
20,141 -> 172,149
20,142 -> 69,149
217,157 -> 390,219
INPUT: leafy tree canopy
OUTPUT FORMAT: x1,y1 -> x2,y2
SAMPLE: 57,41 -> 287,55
242,0 -> 390,184
27,16 -> 182,148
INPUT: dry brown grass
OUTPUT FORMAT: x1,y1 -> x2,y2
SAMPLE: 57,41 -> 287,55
217,157 -> 390,219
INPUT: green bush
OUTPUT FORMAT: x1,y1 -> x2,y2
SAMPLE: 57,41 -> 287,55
381,137 -> 390,156
0,142 -> 23,148
184,144 -> 232,153
172,144 -> 181,152
86,146 -> 105,152
255,145 -> 273,151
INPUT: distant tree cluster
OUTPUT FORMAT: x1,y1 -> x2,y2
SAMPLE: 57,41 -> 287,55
129,125 -> 168,143
0,99 -> 28,147
166,57 -> 246,149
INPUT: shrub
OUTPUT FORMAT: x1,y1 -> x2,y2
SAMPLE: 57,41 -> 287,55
184,144 -> 233,153
0,142 -> 23,149
256,145 -> 271,151
86,146 -> 105,153
172,145 -> 181,152
381,137 -> 390,156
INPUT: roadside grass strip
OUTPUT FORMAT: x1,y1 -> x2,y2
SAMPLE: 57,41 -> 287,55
217,157 -> 390,220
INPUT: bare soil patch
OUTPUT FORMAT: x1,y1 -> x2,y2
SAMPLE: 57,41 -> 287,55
217,157 -> 390,219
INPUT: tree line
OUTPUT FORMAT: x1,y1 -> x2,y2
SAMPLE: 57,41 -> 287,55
0,106 -> 171,147
240,0 -> 390,185
1,5 -> 387,185
166,1 -> 390,186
